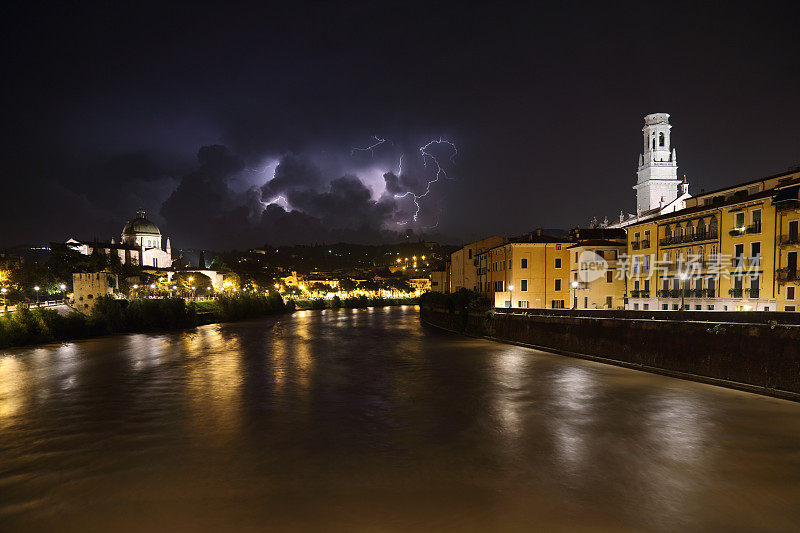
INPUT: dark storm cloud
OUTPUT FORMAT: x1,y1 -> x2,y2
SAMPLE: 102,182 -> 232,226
3,2 -> 800,247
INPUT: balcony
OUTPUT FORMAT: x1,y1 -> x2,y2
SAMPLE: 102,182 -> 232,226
779,235 -> 800,247
630,290 -> 650,298
746,288 -> 760,298
777,268 -> 798,283
659,231 -> 718,246
746,222 -> 762,234
640,239 -> 651,248
731,257 -> 761,269
729,288 -> 743,298
776,199 -> 800,211
631,241 -> 641,250
729,227 -> 746,237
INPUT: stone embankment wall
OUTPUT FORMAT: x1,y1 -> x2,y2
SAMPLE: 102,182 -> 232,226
420,307 -> 800,400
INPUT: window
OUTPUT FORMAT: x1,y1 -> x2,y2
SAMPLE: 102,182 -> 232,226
518,301 -> 529,308
468,249 -> 472,259
554,279 -> 561,291
735,212 -> 745,229
752,209 -> 761,225
555,244 -> 561,251
521,280 -> 528,291
551,300 -> 564,308
633,303 -> 639,310
606,271 -> 613,283
787,286 -> 796,300
555,258 -> 562,268
521,258 -> 528,268
606,296 -> 613,308
644,279 -> 650,292
786,306 -> 796,312
634,280 -> 640,291
643,304 -> 649,310
695,305 -> 702,310
662,304 -> 669,310
672,304 -> 679,310
659,132 -> 665,146
751,242 -> 761,265
708,305 -> 715,310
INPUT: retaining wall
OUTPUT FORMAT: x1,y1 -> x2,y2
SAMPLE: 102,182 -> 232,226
420,307 -> 800,400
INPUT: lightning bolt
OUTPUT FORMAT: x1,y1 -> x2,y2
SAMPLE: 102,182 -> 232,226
395,137 -> 458,224
262,195 -> 289,209
351,135 -> 392,157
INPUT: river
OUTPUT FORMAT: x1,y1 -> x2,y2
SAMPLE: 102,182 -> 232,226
1,306 -> 799,531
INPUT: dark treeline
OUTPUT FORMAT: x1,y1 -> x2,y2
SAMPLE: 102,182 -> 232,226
293,295 -> 419,310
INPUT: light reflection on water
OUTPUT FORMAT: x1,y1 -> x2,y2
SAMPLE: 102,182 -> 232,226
1,305 -> 800,531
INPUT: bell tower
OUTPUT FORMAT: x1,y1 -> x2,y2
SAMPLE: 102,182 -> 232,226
633,113 -> 680,213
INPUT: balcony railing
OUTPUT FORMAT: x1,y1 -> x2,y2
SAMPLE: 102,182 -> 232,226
659,231 -> 719,246
640,239 -> 651,249
746,222 -> 762,234
746,288 -> 760,298
776,199 -> 800,211
631,241 -> 640,250
729,288 -> 743,298
729,227 -> 746,237
630,290 -> 650,298
731,256 -> 761,268
779,235 -> 800,246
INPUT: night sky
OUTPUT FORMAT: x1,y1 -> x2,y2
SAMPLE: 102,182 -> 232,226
3,1 -> 799,250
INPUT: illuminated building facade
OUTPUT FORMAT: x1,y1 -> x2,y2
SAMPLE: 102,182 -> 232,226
625,168 -> 800,311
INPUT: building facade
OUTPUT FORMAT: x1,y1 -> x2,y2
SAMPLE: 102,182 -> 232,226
567,240 -> 627,309
449,236 -> 506,293
625,169 -> 800,311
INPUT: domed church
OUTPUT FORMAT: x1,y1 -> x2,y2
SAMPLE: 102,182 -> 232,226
121,209 -> 172,268
66,208 -> 172,268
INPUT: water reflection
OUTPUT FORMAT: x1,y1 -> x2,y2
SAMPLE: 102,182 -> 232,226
0,307 -> 799,531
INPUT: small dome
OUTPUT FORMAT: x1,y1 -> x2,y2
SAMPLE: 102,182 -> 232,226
122,208 -> 161,236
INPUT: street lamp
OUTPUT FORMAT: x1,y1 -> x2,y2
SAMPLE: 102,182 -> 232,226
571,280 -> 579,308
60,284 -> 66,302
679,272 -> 688,311
508,284 -> 514,309
191,286 -> 196,300
34,286 -> 40,306
1,287 -> 7,309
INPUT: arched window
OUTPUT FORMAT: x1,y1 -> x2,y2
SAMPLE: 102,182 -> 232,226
652,137 -> 656,150
709,216 -> 718,236
659,132 -> 665,146
697,246 -> 704,262
665,226 -> 672,238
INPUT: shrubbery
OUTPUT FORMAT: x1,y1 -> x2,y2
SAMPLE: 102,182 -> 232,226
293,296 -> 418,310
0,293 -> 285,349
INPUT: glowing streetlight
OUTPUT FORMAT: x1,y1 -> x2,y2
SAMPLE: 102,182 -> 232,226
34,285 -> 40,306
508,284 -> 514,309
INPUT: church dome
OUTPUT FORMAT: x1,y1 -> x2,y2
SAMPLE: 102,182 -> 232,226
122,209 -> 161,236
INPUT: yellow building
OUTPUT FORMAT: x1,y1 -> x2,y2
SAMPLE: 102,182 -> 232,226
567,239 -> 627,309
430,270 -> 449,293
477,233 -> 571,308
449,235 -> 506,293
625,168 -> 800,311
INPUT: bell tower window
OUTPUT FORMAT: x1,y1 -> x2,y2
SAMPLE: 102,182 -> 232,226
659,132 -> 665,147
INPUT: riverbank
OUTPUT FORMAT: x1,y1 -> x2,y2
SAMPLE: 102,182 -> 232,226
420,304 -> 800,401
0,294 -> 420,350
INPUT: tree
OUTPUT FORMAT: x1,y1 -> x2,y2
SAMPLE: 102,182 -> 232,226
338,278 -> 357,292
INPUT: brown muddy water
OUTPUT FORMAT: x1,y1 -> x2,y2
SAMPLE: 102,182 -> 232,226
1,306 -> 799,531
